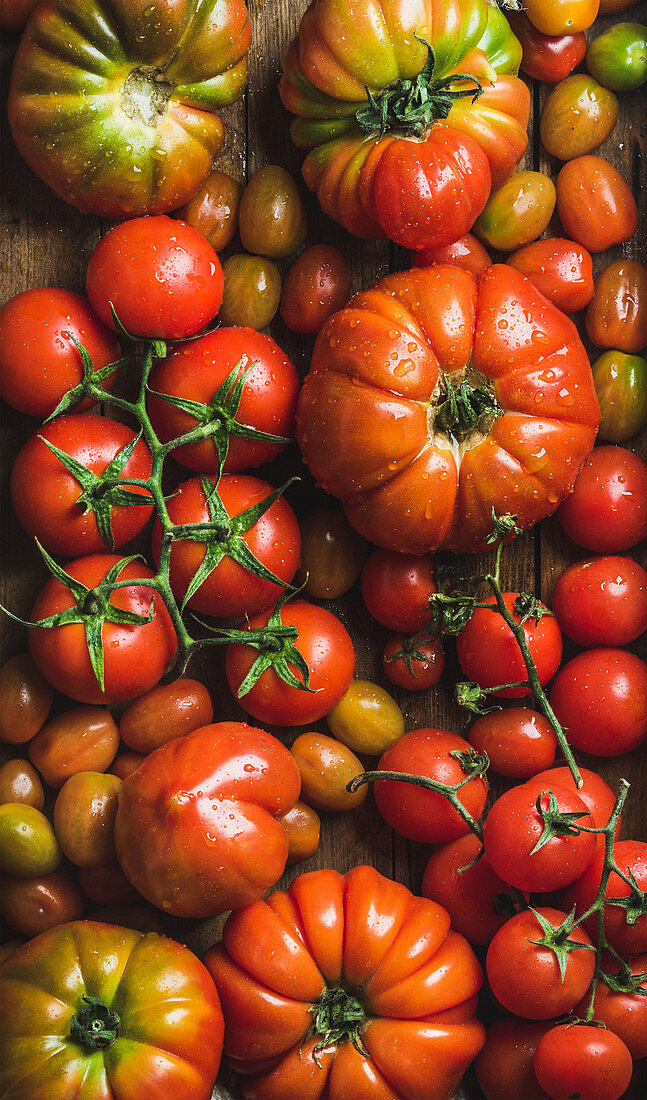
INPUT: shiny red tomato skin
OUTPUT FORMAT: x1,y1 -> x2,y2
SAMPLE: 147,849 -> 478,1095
509,12 -> 586,82
550,648 -> 647,756
0,289 -> 119,418
527,766 -> 620,838
28,554 -> 177,706
119,678 -> 214,755
457,593 -> 562,699
556,156 -> 637,252
468,708 -> 557,778
475,1017 -> 552,1100
382,632 -> 444,690
507,238 -> 594,313
586,259 -> 647,355
361,549 -> 437,632
575,954 -> 647,1059
556,446 -> 647,552
280,245 -> 351,334
575,840 -> 647,955
412,233 -> 490,275
551,555 -> 647,646
1,867 -> 85,938
533,1024 -> 632,1100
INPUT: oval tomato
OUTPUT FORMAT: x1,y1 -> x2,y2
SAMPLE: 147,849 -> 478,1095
296,509 -> 367,600
175,169 -> 242,252
0,803 -> 61,877
110,751 -> 146,781
533,1024 -> 632,1100
239,165 -> 307,259
28,706 -> 120,789
551,555 -> 647,646
280,801 -> 321,865
361,549 -> 437,632
508,12 -> 586,82
592,351 -> 647,443
54,771 -> 122,867
119,678 -> 213,755
524,0 -> 599,34
0,653 -> 52,745
540,76 -> 618,160
556,156 -> 637,252
412,232 -> 490,275
474,171 -> 556,252
468,708 -> 557,778
290,732 -> 367,813
586,259 -> 647,354
280,245 -> 352,334
219,255 -> 281,330
550,648 -> 647,756
1,867 -> 85,938
204,865 -> 485,1100
382,632 -> 445,691
326,680 -> 405,756
556,445 -> 647,552
506,237 -> 594,314
457,593 -> 563,698
0,758 -> 44,810
575,840 -> 647,956
586,21 -> 647,91
475,1018 -> 550,1100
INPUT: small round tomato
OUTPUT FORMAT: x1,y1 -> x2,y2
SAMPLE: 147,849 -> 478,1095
586,260 -> 647,354
556,156 -> 637,252
360,549 -> 436,632
411,232 -> 490,275
507,238 -> 594,313
280,244 -> 352,334
592,351 -> 647,443
296,509 -> 366,599
508,12 -> 587,83
279,801 -> 321,865
290,732 -> 366,812
373,728 -> 488,844
0,653 -> 52,744
219,254 -> 281,329
469,708 -> 557,779
326,680 -> 404,756
550,648 -> 647,756
587,22 -> 647,91
174,168 -> 241,251
523,0 -> 599,34
475,1017 -> 552,1100
551,555 -> 647,646
77,860 -> 139,906
53,771 -> 122,867
0,803 -> 61,877
0,759 -> 44,810
486,907 -> 595,1019
382,632 -> 444,691
556,446 -> 647,552
474,171 -> 556,252
528,766 -> 620,837
109,751 -> 146,781
28,706 -> 120,789
575,840 -> 647,955
0,288 -> 119,418
119,678 -> 213,755
533,1024 -> 632,1100
456,593 -> 562,699
1,867 -> 85,937
239,165 -> 307,259
540,76 -> 618,160
576,954 -> 647,1059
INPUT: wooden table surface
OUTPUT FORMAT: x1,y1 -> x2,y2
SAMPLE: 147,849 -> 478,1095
1,2 -> 646,1098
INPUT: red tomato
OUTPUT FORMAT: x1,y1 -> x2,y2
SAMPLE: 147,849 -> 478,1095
556,156 -> 637,252
508,12 -> 587,82
280,245 -> 351,334
576,954 -> 647,1059
225,600 -> 355,727
575,840 -> 647,955
586,259 -> 647,354
486,907 -> 595,1019
475,1017 -> 552,1100
28,706 -> 120,789
551,648 -> 647,757
457,593 -> 562,699
468,708 -> 557,778
0,289 -> 119,418
11,413 -> 153,556
119,678 -> 213,755
528,766 -> 620,838
411,233 -> 490,276
373,728 -> 488,845
507,238 -> 594,313
151,474 -> 300,618
360,549 -> 436,632
556,446 -> 647,552
524,0 -> 600,34
280,800 -> 321,866
382,632 -> 445,691
533,1024 -> 632,1100
28,554 -> 177,706
86,216 -> 224,339
175,168 -> 241,252
147,326 -> 299,474
109,751 -> 146,781
1,867 -> 85,938
551,555 -> 647,646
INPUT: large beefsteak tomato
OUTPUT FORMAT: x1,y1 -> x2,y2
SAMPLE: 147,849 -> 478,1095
297,264 -> 600,553
204,865 -> 485,1100
8,0 -> 251,218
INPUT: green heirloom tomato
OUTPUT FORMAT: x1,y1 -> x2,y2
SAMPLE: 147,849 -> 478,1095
475,171 -> 556,251
592,351 -> 647,442
587,22 -> 647,91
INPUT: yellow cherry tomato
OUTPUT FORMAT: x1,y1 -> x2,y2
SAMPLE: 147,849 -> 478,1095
327,680 -> 405,756
474,172 -> 556,252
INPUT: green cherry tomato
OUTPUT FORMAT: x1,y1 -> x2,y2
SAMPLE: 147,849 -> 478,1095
540,75 -> 618,161
592,350 -> 647,442
474,171 -> 556,252
587,22 -> 647,91
239,165 -> 307,259
0,803 -> 62,877
219,254 -> 282,329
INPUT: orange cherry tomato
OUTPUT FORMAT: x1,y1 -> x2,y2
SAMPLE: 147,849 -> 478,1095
524,0 -> 599,35
219,254 -> 281,329
0,758 -> 44,809
175,169 -> 241,252
586,260 -> 647,354
556,156 -> 637,253
0,653 -> 52,744
53,771 -> 122,867
507,238 -> 594,313
239,165 -> 307,259
110,751 -> 146,780
28,706 -> 120,789
1,867 -> 85,937
279,800 -> 321,865
474,171 -> 556,252
290,732 -> 367,813
280,245 -> 352,333
296,509 -> 367,599
412,233 -> 490,276
540,75 -> 618,160
119,678 -> 213,755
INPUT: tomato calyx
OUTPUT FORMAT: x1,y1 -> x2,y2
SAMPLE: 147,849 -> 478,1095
46,335 -> 129,422
605,870 -> 647,926
434,377 -> 503,444
600,964 -> 647,995
306,986 -> 369,1066
384,630 -> 439,677
70,995 -> 120,1052
528,907 -> 595,981
531,789 -> 590,854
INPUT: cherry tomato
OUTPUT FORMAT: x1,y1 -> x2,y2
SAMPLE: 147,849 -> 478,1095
382,632 -> 444,691
411,232 -> 490,276
486,907 -> 595,1019
592,351 -> 647,443
373,728 -> 488,844
53,771 -> 122,867
28,706 -> 120,789
456,593 -> 563,699
600,0 -> 639,10
550,648 -> 647,756
533,1024 -> 632,1100
523,0 -> 599,34
326,680 -> 404,756
541,76 -> 618,160
575,840 -> 647,955
586,259 -> 647,354
0,803 -> 61,877
556,156 -> 637,252
556,446 -> 647,552
0,867 -> 84,937
219,254 -> 281,329
474,171 -> 556,252
0,288 -> 119,418
0,653 -> 52,745
280,800 -> 321,866
239,165 -> 307,258
587,21 -> 647,91
174,168 -> 241,251
290,732 -> 366,812
576,954 -> 647,1059
280,244 -> 352,334
0,759 -> 44,810
109,751 -> 146,781
360,549 -> 437,632
296,509 -> 366,599
468,708 -> 557,779
508,12 -> 587,83
551,555 -> 647,646
86,216 -> 224,339
77,860 -> 139,906
507,238 -> 594,313
475,1017 -> 552,1100
528,766 -> 619,836
119,678 -> 213,755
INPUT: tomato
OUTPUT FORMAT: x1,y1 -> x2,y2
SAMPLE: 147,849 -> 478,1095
412,233 -> 490,275
556,156 -> 638,253
0,759 -> 44,810
175,169 -> 242,252
0,921 -> 224,1100
28,554 -> 177,706
0,942 -> 23,965
587,22 -> 647,92
475,1017 -> 552,1100
528,767 -> 620,838
54,771 -> 122,867
327,680 -> 405,756
550,648 -> 647,756
11,413 -> 153,557
523,0 -> 599,34
533,1024 -> 632,1100
468,708 -> 557,778
508,12 -> 586,82
0,288 -> 119,418
556,446 -> 647,552
0,653 -> 52,745
540,76 -> 618,161
28,705 -> 119,789
507,238 -> 594,313
219,255 -> 281,329
280,801 -> 321,865
1,867 -> 85,938
86,216 -> 224,340
576,954 -> 647,1059
87,904 -> 164,935
457,593 -> 563,699
297,264 -> 599,554
592,351 -> 647,443
0,803 -> 61,877
119,678 -> 213,755
374,728 -> 488,844
280,245 -> 352,334
586,260 -> 647,355
147,326 -> 299,474
600,0 -> 639,10
77,860 -> 140,907
239,166 -> 307,258
382,632 -> 445,691
474,171 -> 556,252
290,732 -> 367,812
421,833 -> 523,947
8,0 -> 250,218
204,865 -> 485,1100
110,751 -> 146,781
296,509 -> 367,599
575,840 -> 647,955
225,600 -> 355,727
551,555 -> 647,646
361,550 -> 437,631
487,907 -> 595,1019
0,0 -> 39,32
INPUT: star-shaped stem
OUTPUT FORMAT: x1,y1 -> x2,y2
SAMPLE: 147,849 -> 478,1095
530,789 -> 590,855
528,907 -> 594,981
